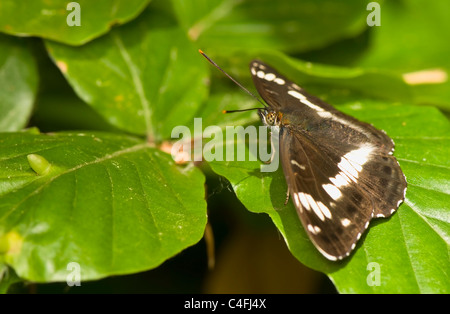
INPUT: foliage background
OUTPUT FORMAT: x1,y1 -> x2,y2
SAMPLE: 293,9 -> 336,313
0,0 -> 448,293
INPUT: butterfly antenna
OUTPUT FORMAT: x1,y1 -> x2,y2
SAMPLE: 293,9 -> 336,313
199,50 -> 267,111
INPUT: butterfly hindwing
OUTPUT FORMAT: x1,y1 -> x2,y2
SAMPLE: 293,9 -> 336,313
280,127 -> 374,260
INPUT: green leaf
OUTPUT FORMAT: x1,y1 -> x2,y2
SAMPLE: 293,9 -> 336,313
45,5 -> 209,140
359,0 -> 450,71
0,264 -> 20,293
0,34 -> 38,132
188,91 -> 260,132
0,132 -> 207,282
173,0 -> 369,54
0,0 -> 151,46
356,0 -> 450,110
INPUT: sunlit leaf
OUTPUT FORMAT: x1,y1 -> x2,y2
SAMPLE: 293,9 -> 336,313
0,132 -> 207,282
0,0 -> 151,45
46,6 -> 209,140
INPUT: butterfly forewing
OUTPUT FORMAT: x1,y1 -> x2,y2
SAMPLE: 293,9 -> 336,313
250,60 -> 407,261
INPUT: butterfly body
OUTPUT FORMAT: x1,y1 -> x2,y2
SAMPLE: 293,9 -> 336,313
251,60 -> 407,261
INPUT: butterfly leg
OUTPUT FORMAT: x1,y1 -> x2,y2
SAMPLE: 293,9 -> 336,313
261,139 -> 277,164
284,188 -> 290,205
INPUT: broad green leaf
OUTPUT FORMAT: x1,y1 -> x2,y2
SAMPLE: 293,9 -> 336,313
45,5 -> 209,140
359,0 -> 450,71
0,132 -> 207,282
173,0 -> 369,54
208,101 -> 450,293
0,34 -> 38,132
0,0 -> 151,46
356,0 -> 450,110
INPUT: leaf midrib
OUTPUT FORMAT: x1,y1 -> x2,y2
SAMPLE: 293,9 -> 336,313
111,32 -> 153,138
0,142 -> 150,225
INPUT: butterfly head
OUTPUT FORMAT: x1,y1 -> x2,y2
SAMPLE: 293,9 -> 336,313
259,109 -> 282,127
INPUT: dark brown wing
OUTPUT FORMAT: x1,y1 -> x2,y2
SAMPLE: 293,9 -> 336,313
279,127 -> 375,260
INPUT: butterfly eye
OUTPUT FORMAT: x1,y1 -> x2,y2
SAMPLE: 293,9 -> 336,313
266,111 -> 277,125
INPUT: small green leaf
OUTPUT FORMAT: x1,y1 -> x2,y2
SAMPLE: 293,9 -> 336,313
0,0 -> 152,46
0,132 -> 207,282
0,34 -> 38,132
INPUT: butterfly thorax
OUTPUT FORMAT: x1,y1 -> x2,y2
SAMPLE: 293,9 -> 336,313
259,108 -> 312,132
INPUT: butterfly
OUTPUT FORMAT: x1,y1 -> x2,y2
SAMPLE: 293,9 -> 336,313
200,51 -> 407,261
249,60 -> 407,260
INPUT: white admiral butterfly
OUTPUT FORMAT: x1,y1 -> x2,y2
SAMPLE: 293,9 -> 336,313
201,51 -> 407,261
